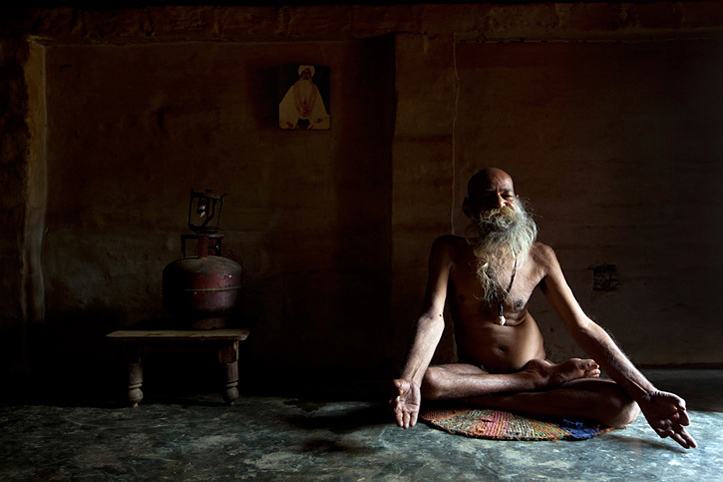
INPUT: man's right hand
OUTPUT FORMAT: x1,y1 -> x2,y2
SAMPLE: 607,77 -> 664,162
391,378 -> 421,429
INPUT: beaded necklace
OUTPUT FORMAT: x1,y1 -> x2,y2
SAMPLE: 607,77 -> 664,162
492,257 -> 517,326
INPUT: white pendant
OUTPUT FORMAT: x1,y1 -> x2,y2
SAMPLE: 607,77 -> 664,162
497,315 -> 506,326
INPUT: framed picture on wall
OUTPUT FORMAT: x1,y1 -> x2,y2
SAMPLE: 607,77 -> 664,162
279,64 -> 330,130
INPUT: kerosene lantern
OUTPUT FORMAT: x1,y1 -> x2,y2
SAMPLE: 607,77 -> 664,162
162,189 -> 243,329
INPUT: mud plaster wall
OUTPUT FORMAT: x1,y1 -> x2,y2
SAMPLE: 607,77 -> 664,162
40,39 -> 395,385
451,40 -> 723,364
0,37 -> 30,378
3,3 -> 723,392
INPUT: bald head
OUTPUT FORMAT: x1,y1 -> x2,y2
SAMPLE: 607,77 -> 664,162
467,168 -> 514,197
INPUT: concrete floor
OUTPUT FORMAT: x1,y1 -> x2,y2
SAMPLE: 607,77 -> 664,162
1,369 -> 722,481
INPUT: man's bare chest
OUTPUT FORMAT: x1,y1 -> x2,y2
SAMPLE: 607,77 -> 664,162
449,253 -> 542,319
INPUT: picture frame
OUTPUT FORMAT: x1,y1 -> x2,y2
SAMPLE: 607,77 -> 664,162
279,64 -> 330,130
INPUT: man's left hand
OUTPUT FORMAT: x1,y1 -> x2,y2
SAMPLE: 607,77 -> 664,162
639,390 -> 697,449
391,378 -> 421,429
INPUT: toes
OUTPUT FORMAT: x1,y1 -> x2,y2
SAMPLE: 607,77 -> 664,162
582,359 -> 599,369
586,366 -> 601,377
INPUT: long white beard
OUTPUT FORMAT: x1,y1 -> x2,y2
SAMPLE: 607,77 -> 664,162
471,202 -> 537,304
298,79 -> 313,100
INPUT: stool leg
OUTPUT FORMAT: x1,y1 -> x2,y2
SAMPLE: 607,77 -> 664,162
123,344 -> 143,407
128,361 -> 144,408
219,342 -> 239,404
223,361 -> 239,404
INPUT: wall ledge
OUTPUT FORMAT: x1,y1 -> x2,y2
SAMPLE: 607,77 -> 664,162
6,2 -> 723,46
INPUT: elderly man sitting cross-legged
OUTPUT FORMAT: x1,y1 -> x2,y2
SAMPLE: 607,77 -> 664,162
391,167 -> 696,449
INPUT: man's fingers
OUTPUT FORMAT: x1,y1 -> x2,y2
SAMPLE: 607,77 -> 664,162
395,403 -> 405,429
670,429 -> 697,450
682,430 -> 698,449
672,425 -> 697,449
670,432 -> 688,449
677,407 -> 691,426
654,422 -> 698,449
393,378 -> 410,396
409,411 -> 418,428
395,408 -> 404,428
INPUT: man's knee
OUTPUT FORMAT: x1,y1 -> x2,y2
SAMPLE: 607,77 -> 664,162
420,366 -> 446,400
598,384 -> 640,427
609,392 -> 640,427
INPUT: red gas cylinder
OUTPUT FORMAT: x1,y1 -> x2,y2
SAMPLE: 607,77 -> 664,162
163,234 -> 242,329
162,190 -> 242,329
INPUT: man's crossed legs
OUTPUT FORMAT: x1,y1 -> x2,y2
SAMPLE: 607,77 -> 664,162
393,358 -> 640,429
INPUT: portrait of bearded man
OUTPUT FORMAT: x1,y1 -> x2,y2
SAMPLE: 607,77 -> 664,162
279,64 -> 330,130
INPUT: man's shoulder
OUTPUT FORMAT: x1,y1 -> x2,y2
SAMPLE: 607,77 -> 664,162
528,242 -> 560,271
530,241 -> 555,257
431,234 -> 469,251
429,235 -> 469,260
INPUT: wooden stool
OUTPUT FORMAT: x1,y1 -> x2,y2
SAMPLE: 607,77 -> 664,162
107,323 -> 250,407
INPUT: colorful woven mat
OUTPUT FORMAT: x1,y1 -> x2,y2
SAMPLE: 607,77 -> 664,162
420,408 -> 615,441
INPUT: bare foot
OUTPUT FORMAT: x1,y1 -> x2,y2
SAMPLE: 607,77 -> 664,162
525,358 -> 600,389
